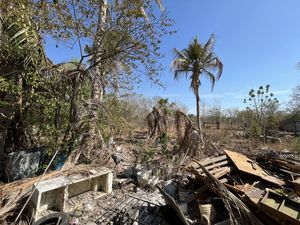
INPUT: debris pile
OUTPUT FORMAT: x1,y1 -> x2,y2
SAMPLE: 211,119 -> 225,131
175,149 -> 300,225
86,149 -> 300,225
1,148 -> 300,225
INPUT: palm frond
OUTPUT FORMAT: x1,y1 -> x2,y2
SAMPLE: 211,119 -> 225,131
155,0 -> 164,11
172,48 -> 188,62
173,69 -> 188,80
9,27 -> 29,46
206,57 -> 223,80
214,57 -> 223,79
203,70 -> 216,91
0,1 -> 46,70
203,33 -> 216,55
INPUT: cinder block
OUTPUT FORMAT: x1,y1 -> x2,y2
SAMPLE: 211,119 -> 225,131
31,167 -> 113,221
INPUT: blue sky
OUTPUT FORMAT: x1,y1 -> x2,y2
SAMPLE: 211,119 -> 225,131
45,0 -> 300,113
137,0 -> 300,113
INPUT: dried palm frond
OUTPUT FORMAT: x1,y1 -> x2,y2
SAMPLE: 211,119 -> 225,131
175,110 -> 203,158
146,107 -> 167,139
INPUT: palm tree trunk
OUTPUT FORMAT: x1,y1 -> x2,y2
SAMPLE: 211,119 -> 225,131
14,73 -> 26,149
196,94 -> 204,143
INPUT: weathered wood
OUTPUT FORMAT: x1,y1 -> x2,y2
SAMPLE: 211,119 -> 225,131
213,167 -> 232,179
274,159 -> 300,173
197,154 -> 227,167
279,168 -> 300,177
204,159 -> 231,171
225,150 -> 285,186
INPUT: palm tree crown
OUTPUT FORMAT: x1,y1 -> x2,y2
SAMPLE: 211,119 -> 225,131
171,34 -> 223,93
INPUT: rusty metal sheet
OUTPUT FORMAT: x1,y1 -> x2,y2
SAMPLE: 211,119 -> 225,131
224,150 -> 285,186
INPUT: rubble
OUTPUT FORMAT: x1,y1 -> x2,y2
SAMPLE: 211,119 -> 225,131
182,149 -> 300,225
2,147 -> 300,225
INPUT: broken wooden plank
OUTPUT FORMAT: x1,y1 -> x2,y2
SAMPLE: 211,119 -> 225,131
279,168 -> 300,177
198,155 -> 228,167
212,167 -> 231,179
224,150 -> 268,176
202,166 -> 233,176
274,159 -> 300,173
185,155 -> 227,169
204,159 -> 231,171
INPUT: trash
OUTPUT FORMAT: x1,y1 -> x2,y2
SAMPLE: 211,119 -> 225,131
4,147 -> 43,182
163,180 -> 178,198
123,166 -> 136,178
68,217 -> 79,225
111,153 -> 123,165
197,164 -> 264,225
2,142 -> 300,225
178,186 -> 193,202
199,204 -> 214,225
179,203 -> 188,215
137,170 -> 152,186
157,186 -> 189,225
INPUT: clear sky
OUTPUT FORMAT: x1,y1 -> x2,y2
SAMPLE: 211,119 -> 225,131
136,0 -> 300,113
45,0 -> 300,113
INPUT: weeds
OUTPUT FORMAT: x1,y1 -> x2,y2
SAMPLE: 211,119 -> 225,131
289,137 -> 300,152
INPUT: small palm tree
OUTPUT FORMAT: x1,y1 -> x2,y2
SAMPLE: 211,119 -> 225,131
171,34 -> 223,142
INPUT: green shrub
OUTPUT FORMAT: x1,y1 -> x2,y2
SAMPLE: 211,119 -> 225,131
289,138 -> 300,152
159,132 -> 169,153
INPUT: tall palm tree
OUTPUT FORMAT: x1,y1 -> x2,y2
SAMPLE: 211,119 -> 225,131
171,34 -> 223,142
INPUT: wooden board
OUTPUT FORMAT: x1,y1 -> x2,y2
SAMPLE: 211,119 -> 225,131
185,155 -> 228,169
224,150 -> 268,177
224,150 -> 285,186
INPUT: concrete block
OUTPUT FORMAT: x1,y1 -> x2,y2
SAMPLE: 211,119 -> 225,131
31,167 -> 113,221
